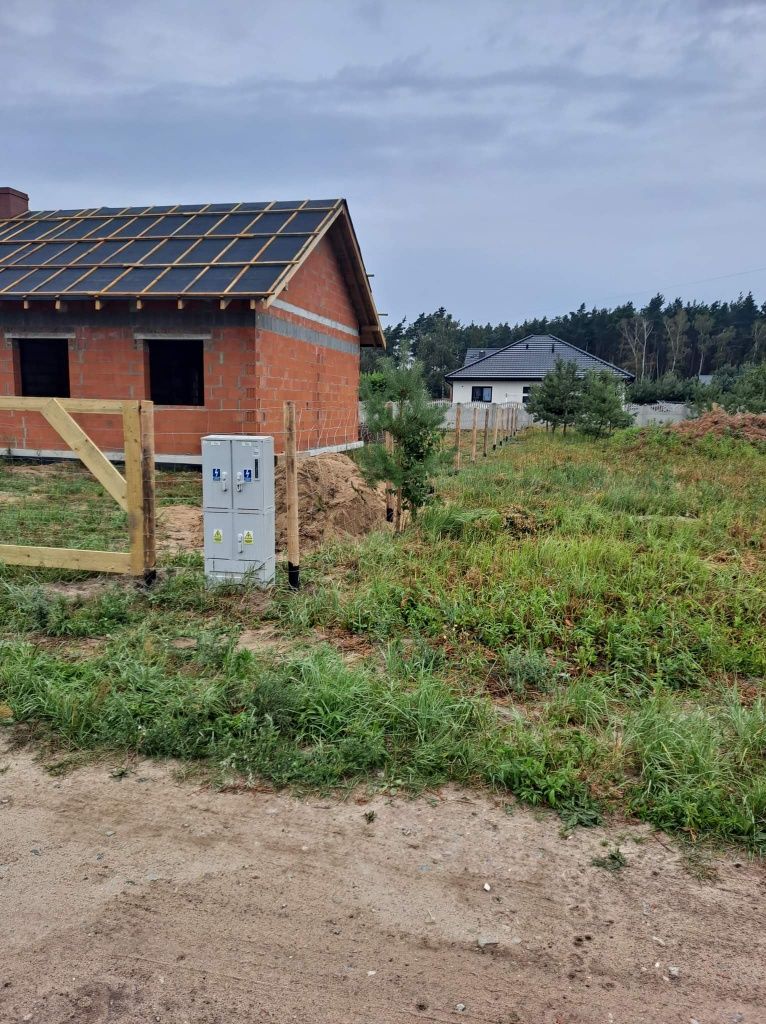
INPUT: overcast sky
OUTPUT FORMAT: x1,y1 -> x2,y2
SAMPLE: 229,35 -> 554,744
2,0 -> 765,326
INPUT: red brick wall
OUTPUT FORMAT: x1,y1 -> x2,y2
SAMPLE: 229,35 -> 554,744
281,235 -> 359,326
0,233 -> 363,457
0,328 -> 255,455
254,235 -> 361,451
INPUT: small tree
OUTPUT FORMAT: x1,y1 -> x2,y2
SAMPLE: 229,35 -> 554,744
720,363 -> 766,414
526,359 -> 581,433
576,371 -> 633,437
358,357 -> 446,530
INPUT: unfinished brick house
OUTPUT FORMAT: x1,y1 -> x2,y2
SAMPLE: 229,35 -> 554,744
0,187 -> 384,460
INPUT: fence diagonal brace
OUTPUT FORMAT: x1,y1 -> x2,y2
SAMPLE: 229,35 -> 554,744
41,399 -> 128,511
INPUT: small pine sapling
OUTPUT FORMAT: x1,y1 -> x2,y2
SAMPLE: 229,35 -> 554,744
359,356 -> 446,530
576,371 -> 633,437
526,359 -> 581,434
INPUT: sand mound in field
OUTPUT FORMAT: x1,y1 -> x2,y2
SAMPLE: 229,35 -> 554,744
670,409 -> 766,443
274,453 -> 387,550
159,453 -> 387,555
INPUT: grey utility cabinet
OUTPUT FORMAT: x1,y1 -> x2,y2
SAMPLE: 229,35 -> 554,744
201,434 -> 275,585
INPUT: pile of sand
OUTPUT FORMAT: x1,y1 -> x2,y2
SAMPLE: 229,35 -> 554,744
158,453 -> 387,555
274,452 -> 387,550
670,409 -> 766,443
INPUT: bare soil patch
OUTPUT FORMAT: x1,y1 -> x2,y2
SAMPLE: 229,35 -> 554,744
159,453 -> 387,555
157,503 -> 203,553
1,737 -> 764,1024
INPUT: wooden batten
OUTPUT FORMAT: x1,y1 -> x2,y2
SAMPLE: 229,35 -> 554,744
40,399 -> 128,510
0,544 -> 132,574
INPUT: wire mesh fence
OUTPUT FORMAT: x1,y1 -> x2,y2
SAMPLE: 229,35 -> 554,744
0,398 -> 531,568
227,402 -> 363,458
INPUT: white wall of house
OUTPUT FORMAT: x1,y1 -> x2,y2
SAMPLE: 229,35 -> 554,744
450,379 -> 539,404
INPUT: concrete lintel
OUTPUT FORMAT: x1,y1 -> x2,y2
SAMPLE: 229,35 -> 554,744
4,439 -> 364,467
133,333 -> 212,341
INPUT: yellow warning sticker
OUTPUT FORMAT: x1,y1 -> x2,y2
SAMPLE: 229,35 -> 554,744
212,528 -> 223,544
243,530 -> 254,545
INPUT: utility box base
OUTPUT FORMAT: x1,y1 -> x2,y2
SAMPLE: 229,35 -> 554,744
205,556 -> 276,588
202,434 -> 275,587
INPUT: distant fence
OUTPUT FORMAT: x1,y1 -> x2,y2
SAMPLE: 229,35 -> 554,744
625,402 -> 691,427
361,400 -> 690,433
359,400 -> 532,431
425,400 -> 533,431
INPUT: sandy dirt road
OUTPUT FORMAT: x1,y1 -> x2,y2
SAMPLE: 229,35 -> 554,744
1,736 -> 764,1024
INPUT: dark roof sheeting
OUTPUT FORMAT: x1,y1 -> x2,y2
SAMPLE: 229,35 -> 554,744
446,335 -> 633,381
0,200 -> 340,299
0,197 -> 386,346
463,347 -> 501,366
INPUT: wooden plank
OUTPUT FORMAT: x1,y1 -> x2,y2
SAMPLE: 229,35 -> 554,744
0,397 -> 127,414
283,401 -> 300,589
492,405 -> 499,450
471,408 -> 478,463
140,400 -> 156,573
482,407 -> 490,457
123,401 -> 145,574
454,403 -> 462,470
0,544 -> 131,574
384,401 -> 394,523
41,399 -> 128,511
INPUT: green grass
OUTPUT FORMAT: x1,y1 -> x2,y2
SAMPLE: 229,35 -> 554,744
1,428 -> 765,851
0,458 -> 201,552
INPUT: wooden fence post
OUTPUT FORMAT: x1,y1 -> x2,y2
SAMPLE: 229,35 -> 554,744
284,401 -> 300,590
482,406 -> 490,457
470,407 -> 478,462
492,405 -> 499,450
385,400 -> 395,523
454,403 -> 462,470
513,405 -> 518,435
123,399 -> 156,580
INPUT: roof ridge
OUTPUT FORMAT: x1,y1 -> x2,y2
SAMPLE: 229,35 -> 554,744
446,332 -> 632,381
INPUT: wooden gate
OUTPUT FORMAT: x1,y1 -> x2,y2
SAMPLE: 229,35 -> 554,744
0,398 -> 156,576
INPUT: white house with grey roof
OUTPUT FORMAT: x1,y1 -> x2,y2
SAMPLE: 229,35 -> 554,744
446,334 -> 634,405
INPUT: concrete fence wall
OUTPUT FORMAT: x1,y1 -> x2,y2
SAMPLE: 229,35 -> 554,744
359,400 -> 532,430
625,402 -> 691,426
360,400 -> 691,432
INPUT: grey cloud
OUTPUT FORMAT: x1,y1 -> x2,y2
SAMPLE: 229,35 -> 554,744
3,0 -> 766,323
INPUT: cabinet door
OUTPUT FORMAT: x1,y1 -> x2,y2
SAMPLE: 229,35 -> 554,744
232,437 -> 275,511
202,439 -> 232,510
232,509 -> 275,564
203,510 -> 233,561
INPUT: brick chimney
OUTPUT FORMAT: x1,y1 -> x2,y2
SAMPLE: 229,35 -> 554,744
0,188 -> 29,218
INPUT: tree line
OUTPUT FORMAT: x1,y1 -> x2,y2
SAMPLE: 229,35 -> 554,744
364,293 -> 766,399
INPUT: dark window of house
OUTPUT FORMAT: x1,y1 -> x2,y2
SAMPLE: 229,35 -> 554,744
522,386 -> 532,405
17,338 -> 70,397
146,338 -> 204,406
471,385 -> 492,402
